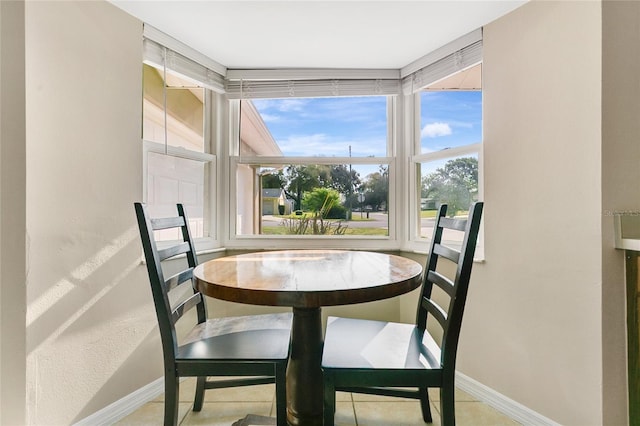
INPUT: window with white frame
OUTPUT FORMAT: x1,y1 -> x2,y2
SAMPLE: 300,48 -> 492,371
142,38 -> 219,243
411,64 -> 483,245
230,92 -> 396,240
141,26 -> 483,250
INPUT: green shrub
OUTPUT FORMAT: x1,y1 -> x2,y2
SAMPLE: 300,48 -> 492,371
303,188 -> 340,214
325,204 -> 347,219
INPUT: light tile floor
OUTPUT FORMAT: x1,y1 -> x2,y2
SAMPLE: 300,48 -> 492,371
116,379 -> 521,426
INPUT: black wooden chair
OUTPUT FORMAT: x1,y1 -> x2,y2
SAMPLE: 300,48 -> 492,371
321,202 -> 483,426
134,203 -> 292,426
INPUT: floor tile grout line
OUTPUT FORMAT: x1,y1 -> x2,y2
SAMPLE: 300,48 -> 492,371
350,392 -> 359,426
270,391 -> 275,418
178,402 -> 190,426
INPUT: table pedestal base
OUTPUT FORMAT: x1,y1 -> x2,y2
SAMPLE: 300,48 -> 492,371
286,307 -> 323,426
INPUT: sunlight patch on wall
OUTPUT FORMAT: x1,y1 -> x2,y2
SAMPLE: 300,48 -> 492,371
27,226 -> 140,327
28,258 -> 140,355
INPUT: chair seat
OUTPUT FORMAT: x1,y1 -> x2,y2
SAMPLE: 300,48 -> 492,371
322,316 -> 441,371
178,312 -> 292,361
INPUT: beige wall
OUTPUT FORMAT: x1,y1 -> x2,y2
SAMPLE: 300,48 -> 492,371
1,1 -> 27,424
24,2 -> 160,424
602,1 -> 640,423
461,1 -> 605,424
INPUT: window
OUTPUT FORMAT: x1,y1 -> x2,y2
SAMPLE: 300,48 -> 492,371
411,65 -> 483,247
232,95 -> 394,240
142,26 -> 482,251
142,62 -> 215,242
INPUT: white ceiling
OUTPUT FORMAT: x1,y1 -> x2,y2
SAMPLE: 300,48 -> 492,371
110,1 -> 526,71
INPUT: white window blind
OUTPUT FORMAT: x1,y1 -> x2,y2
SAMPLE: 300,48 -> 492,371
401,29 -> 482,94
225,78 -> 400,99
142,24 -> 480,99
143,27 -> 226,93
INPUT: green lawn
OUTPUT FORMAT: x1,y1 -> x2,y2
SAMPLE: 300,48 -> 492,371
275,213 -> 375,222
262,225 -> 387,236
264,208 -> 465,235
420,209 -> 468,218
420,210 -> 438,218
342,227 -> 388,236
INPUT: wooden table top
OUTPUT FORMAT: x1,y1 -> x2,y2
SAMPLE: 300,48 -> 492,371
194,249 -> 423,308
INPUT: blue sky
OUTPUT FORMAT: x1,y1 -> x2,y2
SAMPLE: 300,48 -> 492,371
420,90 -> 482,153
251,91 -> 482,178
252,96 -> 388,158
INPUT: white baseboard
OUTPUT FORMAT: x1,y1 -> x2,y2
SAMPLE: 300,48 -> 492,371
75,372 -> 558,426
455,371 -> 561,426
73,377 -> 165,426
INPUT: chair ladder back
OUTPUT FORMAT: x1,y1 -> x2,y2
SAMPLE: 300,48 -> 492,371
424,205 -> 447,275
176,204 -> 207,324
415,202 -> 483,370
177,204 -> 198,271
440,202 -> 483,370
420,297 -> 448,330
157,242 -> 191,262
151,216 -> 186,230
420,269 -> 457,337
427,270 -> 456,297
134,203 -> 207,356
164,268 -> 195,293
171,292 -> 204,324
135,202 -> 180,359
438,216 -> 468,232
416,204 -> 447,329
420,270 -> 455,332
432,243 -> 460,264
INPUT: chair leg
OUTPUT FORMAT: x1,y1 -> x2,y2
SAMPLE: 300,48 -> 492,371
275,362 -> 287,426
323,372 -> 336,426
193,376 -> 206,412
440,384 -> 455,426
164,374 -> 180,426
419,387 -> 433,423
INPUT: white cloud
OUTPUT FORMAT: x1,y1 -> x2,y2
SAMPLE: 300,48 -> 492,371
421,122 -> 452,138
277,99 -> 308,112
277,134 -> 385,157
277,133 -> 330,155
259,113 -> 280,123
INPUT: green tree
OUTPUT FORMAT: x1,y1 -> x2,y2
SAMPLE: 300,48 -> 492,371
302,187 -> 341,213
422,157 -> 478,216
265,165 -> 330,211
262,164 -> 361,211
262,171 -> 285,189
362,165 -> 388,212
329,165 -> 361,198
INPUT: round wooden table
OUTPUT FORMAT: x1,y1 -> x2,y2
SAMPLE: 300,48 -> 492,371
193,249 -> 423,426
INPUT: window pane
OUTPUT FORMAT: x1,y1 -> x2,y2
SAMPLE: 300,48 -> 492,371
236,95 -> 390,239
236,163 -> 389,236
419,154 -> 478,240
240,96 -> 388,157
420,90 -> 482,154
143,63 -> 209,243
143,64 -> 205,152
147,152 -> 206,240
